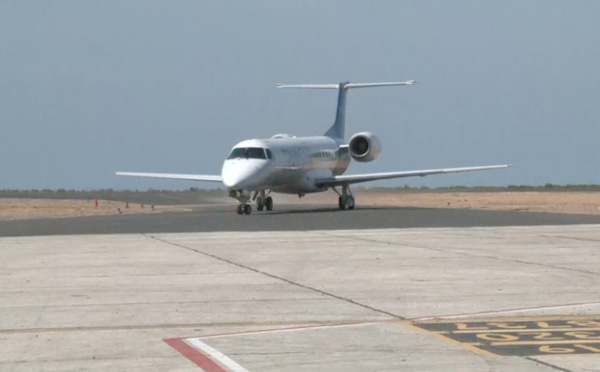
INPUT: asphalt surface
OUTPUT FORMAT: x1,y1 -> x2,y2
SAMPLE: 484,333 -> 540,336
2,203 -> 600,237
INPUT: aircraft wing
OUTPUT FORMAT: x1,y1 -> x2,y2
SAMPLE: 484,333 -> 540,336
115,172 -> 222,182
315,165 -> 510,187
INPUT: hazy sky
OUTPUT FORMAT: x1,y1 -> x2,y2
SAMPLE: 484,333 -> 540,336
1,1 -> 599,190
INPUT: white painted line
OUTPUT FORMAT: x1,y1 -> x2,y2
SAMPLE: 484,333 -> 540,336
186,338 -> 250,372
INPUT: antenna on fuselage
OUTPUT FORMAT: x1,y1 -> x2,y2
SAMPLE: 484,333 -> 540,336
276,80 -> 415,141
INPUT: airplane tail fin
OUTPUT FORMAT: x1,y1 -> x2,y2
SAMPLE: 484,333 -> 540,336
277,80 -> 415,140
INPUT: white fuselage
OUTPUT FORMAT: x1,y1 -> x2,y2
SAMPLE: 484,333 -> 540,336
221,135 -> 350,194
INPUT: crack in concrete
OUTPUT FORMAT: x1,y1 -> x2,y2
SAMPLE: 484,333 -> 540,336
148,234 -> 405,320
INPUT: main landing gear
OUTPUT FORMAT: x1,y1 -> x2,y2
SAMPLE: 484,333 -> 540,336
255,189 -> 273,212
236,204 -> 252,215
335,184 -> 355,210
256,195 -> 273,211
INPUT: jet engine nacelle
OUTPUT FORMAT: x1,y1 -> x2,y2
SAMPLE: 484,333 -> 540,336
349,132 -> 382,162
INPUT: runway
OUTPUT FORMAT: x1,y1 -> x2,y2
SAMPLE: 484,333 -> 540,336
2,203 -> 600,237
1,206 -> 600,371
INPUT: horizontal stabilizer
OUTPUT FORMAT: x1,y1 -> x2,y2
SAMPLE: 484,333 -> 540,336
116,172 -> 222,182
277,79 -> 415,140
276,80 -> 415,90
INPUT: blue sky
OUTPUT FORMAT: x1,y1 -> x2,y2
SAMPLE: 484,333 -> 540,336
1,1 -> 599,189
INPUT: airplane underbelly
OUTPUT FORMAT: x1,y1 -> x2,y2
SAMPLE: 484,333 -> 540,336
270,169 -> 328,194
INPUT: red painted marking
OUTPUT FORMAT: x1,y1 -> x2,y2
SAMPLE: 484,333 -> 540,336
164,338 -> 228,372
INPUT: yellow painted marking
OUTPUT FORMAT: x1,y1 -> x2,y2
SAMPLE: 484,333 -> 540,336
568,320 -> 600,327
477,333 -> 519,342
415,315 -> 600,323
564,331 -> 600,340
486,322 -> 527,329
539,345 -> 575,354
455,323 -> 489,331
411,316 -> 600,356
575,344 -> 600,352
397,321 -> 497,358
532,332 -> 565,341
492,339 -> 600,346
453,327 -> 600,334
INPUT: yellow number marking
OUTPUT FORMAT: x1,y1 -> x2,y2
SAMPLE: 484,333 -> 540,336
487,322 -> 527,329
539,345 -> 574,354
477,333 -> 519,342
537,321 -> 570,329
567,320 -> 600,327
456,323 -> 489,331
532,332 -> 564,341
565,331 -> 600,340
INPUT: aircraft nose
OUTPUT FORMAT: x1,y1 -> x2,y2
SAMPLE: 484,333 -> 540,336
222,171 -> 246,189
222,160 -> 264,189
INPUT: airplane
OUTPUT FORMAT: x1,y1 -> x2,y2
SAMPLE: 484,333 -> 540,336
117,80 -> 510,215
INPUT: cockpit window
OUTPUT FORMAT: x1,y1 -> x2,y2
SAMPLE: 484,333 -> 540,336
266,149 -> 273,159
227,147 -> 267,160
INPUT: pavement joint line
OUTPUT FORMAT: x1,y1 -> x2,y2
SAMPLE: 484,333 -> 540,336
1,297 -> 333,310
524,356 -> 574,372
0,321 -> 350,335
540,234 -> 600,243
410,303 -> 600,322
148,234 -> 406,320
317,231 -> 600,277
195,321 -> 379,340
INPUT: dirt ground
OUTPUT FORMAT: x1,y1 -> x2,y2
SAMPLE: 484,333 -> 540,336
352,191 -> 600,215
1,191 -> 600,221
0,199 -> 181,221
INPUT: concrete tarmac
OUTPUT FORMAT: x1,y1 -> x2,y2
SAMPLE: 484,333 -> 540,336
2,225 -> 600,371
2,203 -> 600,237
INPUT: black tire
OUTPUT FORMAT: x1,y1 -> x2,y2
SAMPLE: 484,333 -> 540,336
265,196 -> 273,211
347,196 -> 355,210
243,204 -> 252,215
257,198 -> 264,211
338,196 -> 346,210
236,205 -> 244,215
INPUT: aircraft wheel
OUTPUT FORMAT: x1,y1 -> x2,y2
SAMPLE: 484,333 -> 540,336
338,196 -> 346,210
236,204 -> 244,215
243,204 -> 252,215
257,197 -> 264,211
265,196 -> 273,211
346,196 -> 355,210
